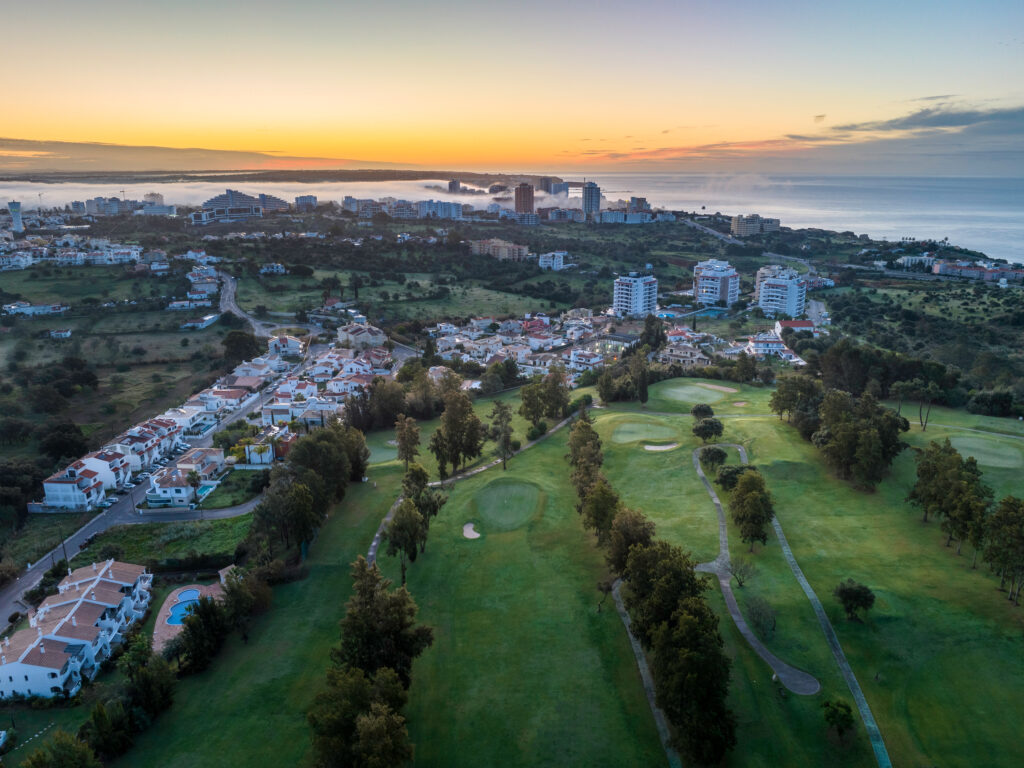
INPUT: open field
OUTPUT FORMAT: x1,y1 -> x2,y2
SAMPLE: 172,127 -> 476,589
201,471 -> 262,509
73,516 -> 252,566
0,512 -> 94,568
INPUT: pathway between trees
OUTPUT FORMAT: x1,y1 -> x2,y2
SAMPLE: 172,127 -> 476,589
691,444 -> 821,696
695,443 -> 892,767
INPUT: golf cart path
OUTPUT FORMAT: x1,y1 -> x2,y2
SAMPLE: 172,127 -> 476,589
695,443 -> 891,767
691,444 -> 821,696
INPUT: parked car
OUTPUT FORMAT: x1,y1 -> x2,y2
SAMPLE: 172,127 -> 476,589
123,482 -> 136,489
97,499 -> 115,509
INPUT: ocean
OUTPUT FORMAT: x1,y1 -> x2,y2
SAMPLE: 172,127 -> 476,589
2,174 -> 1021,261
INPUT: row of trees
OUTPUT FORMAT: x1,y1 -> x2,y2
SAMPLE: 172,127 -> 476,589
308,558 -> 434,768
383,463 -> 448,584
247,421 -> 369,560
565,413 -> 737,763
909,438 -> 1024,603
770,375 -> 909,490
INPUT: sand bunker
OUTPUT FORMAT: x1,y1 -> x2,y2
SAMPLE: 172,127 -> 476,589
463,523 -> 481,539
698,383 -> 739,393
733,401 -> 748,406
644,443 -> 679,451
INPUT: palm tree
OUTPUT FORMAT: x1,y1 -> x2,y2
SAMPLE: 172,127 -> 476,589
186,470 -> 201,507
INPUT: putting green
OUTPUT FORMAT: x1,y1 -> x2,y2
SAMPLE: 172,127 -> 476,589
660,382 -> 726,404
474,479 -> 543,532
949,436 -> 1024,468
611,422 -> 678,444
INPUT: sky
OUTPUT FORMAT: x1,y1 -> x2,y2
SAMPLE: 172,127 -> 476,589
2,0 -> 1023,174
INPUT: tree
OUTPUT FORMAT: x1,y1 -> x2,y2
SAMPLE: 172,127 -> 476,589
622,540 -> 706,649
22,730 -> 102,768
394,415 -> 420,469
567,416 -> 603,500
833,578 -> 875,620
700,446 -> 727,470
308,665 -> 407,768
690,403 -> 714,420
728,471 -> 775,552
518,377 -> 546,427
580,477 -> 621,546
180,596 -> 230,672
222,330 -> 262,364
353,702 -> 414,768
747,596 -> 776,638
429,391 -> 485,475
734,351 -> 756,383
487,400 -> 516,470
384,499 -> 426,585
630,353 -> 649,407
639,314 -> 667,350
186,469 -> 201,505
541,366 -> 571,419
334,556 -> 434,687
728,557 -> 755,587
715,464 -> 756,491
822,699 -> 856,744
982,497 -> 1024,601
78,699 -> 133,760
692,417 -> 723,444
651,597 -> 736,764
606,507 -> 656,575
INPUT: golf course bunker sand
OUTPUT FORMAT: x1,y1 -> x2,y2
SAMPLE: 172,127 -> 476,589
732,401 -> 748,406
474,478 -> 543,532
462,523 -> 481,539
643,443 -> 679,452
612,422 -> 678,444
949,436 -> 1024,468
661,382 -> 727,403
697,383 -> 738,393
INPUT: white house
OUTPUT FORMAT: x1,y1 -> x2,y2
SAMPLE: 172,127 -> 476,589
269,335 -> 305,356
337,324 -> 386,348
745,332 -> 787,358
0,561 -> 152,700
260,262 -> 288,275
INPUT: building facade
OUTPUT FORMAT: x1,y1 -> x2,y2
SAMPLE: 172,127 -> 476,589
582,182 -> 601,220
755,265 -> 806,316
514,183 -> 535,214
731,214 -> 781,237
694,259 -> 740,306
613,273 -> 658,317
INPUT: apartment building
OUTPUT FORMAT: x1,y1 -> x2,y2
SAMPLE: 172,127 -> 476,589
613,273 -> 658,317
731,214 -> 781,237
694,259 -> 740,306
755,265 -> 807,317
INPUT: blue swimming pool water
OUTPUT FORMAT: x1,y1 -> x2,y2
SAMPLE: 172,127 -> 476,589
167,600 -> 198,625
178,588 -> 200,601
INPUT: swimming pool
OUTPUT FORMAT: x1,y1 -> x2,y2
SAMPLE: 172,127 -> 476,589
197,484 -> 216,499
166,589 -> 201,625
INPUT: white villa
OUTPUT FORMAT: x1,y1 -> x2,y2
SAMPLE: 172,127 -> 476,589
0,560 -> 152,700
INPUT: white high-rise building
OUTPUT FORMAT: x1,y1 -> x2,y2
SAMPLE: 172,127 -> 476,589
613,272 -> 658,317
756,266 -> 806,317
8,202 -> 23,233
694,259 -> 740,306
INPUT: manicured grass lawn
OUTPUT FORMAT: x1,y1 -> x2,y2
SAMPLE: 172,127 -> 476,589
393,432 -> 665,767
202,471 -> 261,509
598,392 -> 1024,768
109,471 -> 400,768
1,512 -> 95,568
72,517 -> 252,566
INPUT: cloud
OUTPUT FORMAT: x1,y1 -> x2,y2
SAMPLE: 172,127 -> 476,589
908,94 -> 956,102
833,105 -> 1024,133
0,137 -> 398,173
814,114 -> 826,123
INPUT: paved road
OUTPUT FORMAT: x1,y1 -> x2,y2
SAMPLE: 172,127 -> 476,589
0,345 -> 320,630
691,444 -> 822,696
219,272 -> 323,339
680,217 -> 744,246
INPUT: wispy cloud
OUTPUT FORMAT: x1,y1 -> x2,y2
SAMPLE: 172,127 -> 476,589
833,105 -> 1024,133
813,114 -> 826,123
